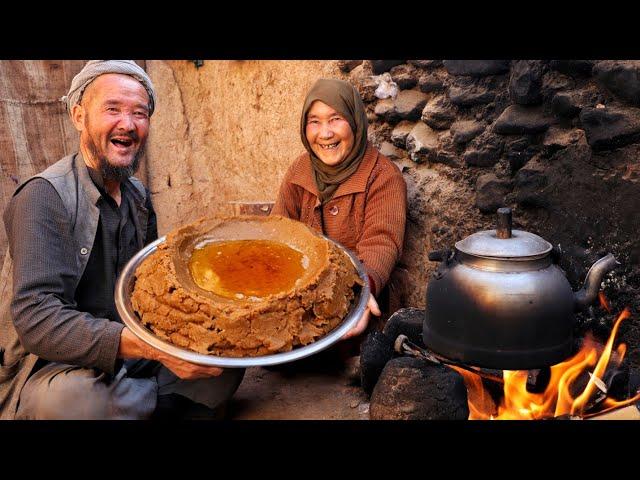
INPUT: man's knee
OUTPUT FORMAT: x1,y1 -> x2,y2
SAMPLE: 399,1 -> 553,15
17,365 -> 111,419
16,364 -> 156,420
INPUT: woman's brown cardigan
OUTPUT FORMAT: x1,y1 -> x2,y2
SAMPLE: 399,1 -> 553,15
272,144 -> 407,297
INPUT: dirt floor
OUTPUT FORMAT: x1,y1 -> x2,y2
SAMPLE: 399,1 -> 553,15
228,356 -> 370,420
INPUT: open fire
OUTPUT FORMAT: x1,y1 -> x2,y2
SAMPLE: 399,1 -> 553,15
452,295 -> 639,420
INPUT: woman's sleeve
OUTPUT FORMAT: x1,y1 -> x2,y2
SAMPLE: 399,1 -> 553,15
356,165 -> 407,297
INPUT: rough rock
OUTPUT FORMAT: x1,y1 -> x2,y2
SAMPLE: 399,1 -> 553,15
580,105 -> 640,150
393,89 -> 430,121
421,95 -> 456,129
337,60 -> 363,73
408,60 -> 443,68
541,70 -> 576,100
374,98 -> 398,122
509,60 -> 543,105
390,120 -> 415,148
494,105 -> 555,134
349,63 -> 379,102
543,127 -> 587,155
450,120 -> 486,145
406,122 -> 439,162
418,70 -> 447,93
369,357 -> 469,420
593,60 -> 640,106
551,87 -> 601,118
390,64 -> 418,89
433,131 -> 462,168
448,77 -> 496,106
371,60 -> 406,75
549,60 -> 594,78
463,131 -> 504,167
443,60 -> 511,76
360,330 -> 395,395
504,136 -> 540,172
379,141 -> 406,160
382,307 -> 425,346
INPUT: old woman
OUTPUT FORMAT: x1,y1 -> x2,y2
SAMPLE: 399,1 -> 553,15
272,78 -> 407,352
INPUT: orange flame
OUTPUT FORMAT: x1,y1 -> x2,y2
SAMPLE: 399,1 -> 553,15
451,365 -> 497,418
599,291 -> 612,313
458,302 -> 638,420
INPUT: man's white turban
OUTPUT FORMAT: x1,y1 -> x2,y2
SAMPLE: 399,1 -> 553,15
62,60 -> 157,116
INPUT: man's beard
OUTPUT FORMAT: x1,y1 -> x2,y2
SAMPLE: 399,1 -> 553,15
85,134 -> 145,183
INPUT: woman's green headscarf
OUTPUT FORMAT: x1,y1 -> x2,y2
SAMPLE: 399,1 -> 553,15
300,78 -> 368,205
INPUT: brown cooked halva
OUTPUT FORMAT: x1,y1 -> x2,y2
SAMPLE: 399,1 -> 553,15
130,215 -> 363,357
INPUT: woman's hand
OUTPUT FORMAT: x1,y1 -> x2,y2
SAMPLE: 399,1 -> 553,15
342,294 -> 381,340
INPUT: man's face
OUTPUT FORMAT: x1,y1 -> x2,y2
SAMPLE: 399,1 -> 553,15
305,100 -> 354,167
72,73 -> 150,181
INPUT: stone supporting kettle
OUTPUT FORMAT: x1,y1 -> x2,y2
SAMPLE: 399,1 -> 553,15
423,208 -> 620,370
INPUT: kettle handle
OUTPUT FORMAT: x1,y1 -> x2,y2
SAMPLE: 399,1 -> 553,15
428,249 -> 452,262
550,245 -> 562,264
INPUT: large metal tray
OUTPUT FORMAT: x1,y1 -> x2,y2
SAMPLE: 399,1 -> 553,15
115,235 -> 369,368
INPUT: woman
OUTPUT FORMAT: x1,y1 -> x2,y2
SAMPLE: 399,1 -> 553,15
272,78 -> 407,344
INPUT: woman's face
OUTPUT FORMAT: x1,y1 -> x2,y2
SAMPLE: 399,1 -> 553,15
305,100 -> 354,167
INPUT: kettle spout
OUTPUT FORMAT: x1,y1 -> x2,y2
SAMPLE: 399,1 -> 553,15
574,253 -> 621,311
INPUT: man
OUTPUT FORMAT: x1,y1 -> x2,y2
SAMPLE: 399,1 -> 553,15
0,60 -> 244,420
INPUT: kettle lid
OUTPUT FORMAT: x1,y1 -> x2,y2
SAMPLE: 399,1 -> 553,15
456,229 -> 552,259
455,207 -> 552,259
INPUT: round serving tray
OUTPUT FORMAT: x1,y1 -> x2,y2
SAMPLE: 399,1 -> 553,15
115,235 -> 370,368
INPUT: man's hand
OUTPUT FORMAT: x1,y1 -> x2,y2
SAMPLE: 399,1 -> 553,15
342,294 -> 380,340
118,327 -> 223,379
